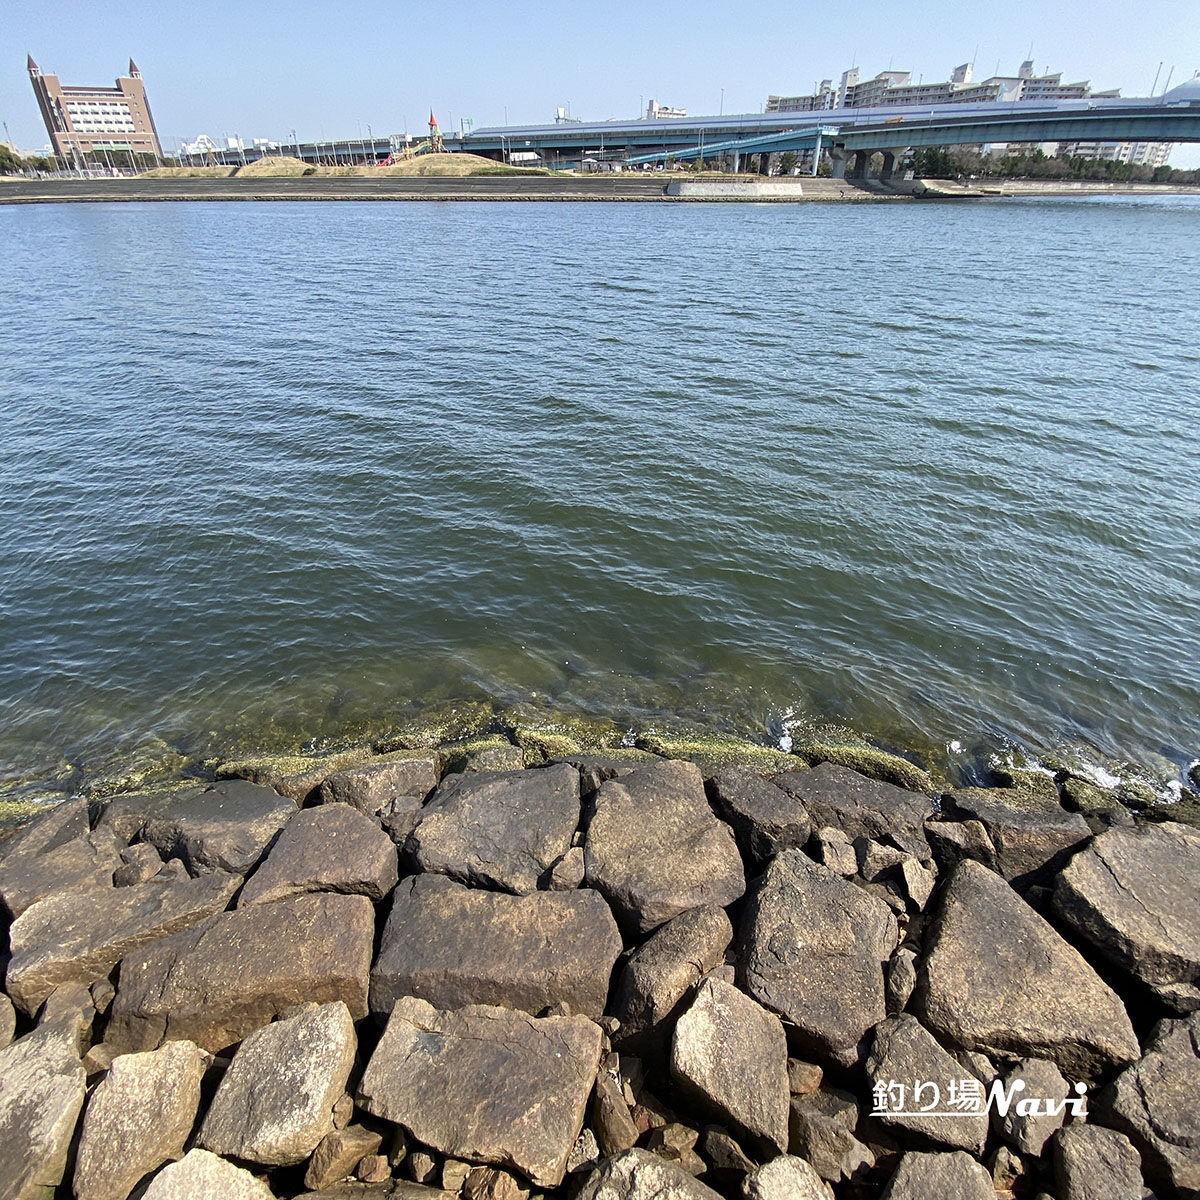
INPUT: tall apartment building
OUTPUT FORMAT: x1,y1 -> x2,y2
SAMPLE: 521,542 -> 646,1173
28,56 -> 162,162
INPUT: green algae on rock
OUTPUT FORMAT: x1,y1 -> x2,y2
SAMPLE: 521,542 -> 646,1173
634,733 -> 799,777
371,700 -> 495,753
798,739 -> 932,793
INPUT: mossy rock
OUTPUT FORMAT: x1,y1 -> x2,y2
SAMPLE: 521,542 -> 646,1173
989,766 -> 1060,804
500,709 -> 623,766
1115,780 -> 1161,811
1061,776 -> 1121,816
635,733 -> 798,777
440,737 -> 524,775
78,740 -> 192,800
1140,794 -> 1200,828
0,797 -> 54,834
372,700 -> 495,752
801,740 -> 932,793
215,746 -> 372,800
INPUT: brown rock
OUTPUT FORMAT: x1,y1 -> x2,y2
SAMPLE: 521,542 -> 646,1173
305,1126 -> 385,1190
140,1148 -> 275,1198
0,827 -> 122,919
320,755 -> 439,815
592,1068 -> 639,1156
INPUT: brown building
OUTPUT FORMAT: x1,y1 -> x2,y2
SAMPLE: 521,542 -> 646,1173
28,55 -> 163,162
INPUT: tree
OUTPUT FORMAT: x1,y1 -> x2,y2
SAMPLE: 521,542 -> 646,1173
0,145 -> 24,174
779,150 -> 799,174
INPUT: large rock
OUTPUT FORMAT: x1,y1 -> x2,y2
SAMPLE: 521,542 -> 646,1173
1099,1011 -> 1200,1197
0,797 -> 90,864
357,997 -> 602,1188
612,905 -> 732,1050
787,1098 -> 874,1183
865,1015 -> 988,1153
773,763 -> 932,859
994,1057 -> 1069,1155
914,860 -> 1139,1077
738,849 -> 897,1058
140,1148 -> 275,1199
584,760 -> 745,936
102,780 -> 298,875
239,804 -> 398,906
407,764 -> 580,894
945,787 -> 1090,886
671,977 -> 789,1152
6,871 -> 239,1014
1053,821 -> 1200,1011
880,1150 -> 993,1200
575,1148 -> 723,1200
0,827 -> 122,919
1053,1124 -> 1144,1200
370,874 -> 621,1019
107,891 -> 373,1053
0,1020 -> 86,1200
0,996 -> 13,1049
708,768 -> 811,866
199,1001 -> 356,1165
73,1039 -> 206,1200
320,755 -> 439,816
741,1155 -> 832,1200
304,1125 -> 385,1190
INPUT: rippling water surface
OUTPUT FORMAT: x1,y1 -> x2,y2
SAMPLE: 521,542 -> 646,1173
1,195 -> 1197,794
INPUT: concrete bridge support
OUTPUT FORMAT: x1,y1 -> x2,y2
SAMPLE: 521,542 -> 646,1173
829,146 -> 849,179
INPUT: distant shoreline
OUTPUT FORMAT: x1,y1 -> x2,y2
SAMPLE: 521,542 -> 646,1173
3,175 -> 1199,205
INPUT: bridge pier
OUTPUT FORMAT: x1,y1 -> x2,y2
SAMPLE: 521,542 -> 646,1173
828,146 -> 849,179
848,150 -> 871,180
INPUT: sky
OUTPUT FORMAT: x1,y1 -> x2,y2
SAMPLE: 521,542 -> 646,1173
6,0 -> 1200,166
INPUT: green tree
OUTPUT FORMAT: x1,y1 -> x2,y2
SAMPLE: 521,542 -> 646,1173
779,150 -> 799,174
0,144 -> 24,174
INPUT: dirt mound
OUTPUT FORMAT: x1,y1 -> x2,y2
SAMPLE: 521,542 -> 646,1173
375,153 -> 546,176
141,165 -> 236,178
233,156 -> 312,177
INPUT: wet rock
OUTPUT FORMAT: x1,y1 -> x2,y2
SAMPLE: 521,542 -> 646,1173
0,1019 -> 86,1200
879,1150 -> 994,1199
810,826 -> 858,877
239,804 -> 398,907
1052,821 -> 1200,1012
612,904 -> 732,1050
1099,1011 -> 1200,1197
141,1147 -> 276,1198
1053,1124 -> 1143,1200
923,819 -> 997,873
464,1165 -> 530,1200
408,764 -> 580,895
670,977 -> 789,1153
6,870 -> 240,1014
708,767 -> 811,866
108,891 -> 373,1053
994,1057 -> 1069,1155
738,849 -> 897,1058
592,1066 -> 640,1156
914,860 -> 1139,1076
646,1123 -> 705,1175
741,1155 -> 833,1200
866,1015 -> 988,1153
774,762 -> 932,858
575,1147 -> 723,1200
216,747 -> 373,803
944,787 -> 1090,887
371,874 -> 621,1019
357,997 -> 603,1188
584,759 -> 744,936
1061,776 -> 1128,822
0,994 -> 14,1048
73,1039 -> 206,1200
199,1001 -> 357,1165
110,780 -> 299,876
786,1099 -> 874,1183
0,827 -> 122,919
886,948 -> 918,1014
113,842 -> 164,887
320,755 -> 439,816
460,743 -> 527,774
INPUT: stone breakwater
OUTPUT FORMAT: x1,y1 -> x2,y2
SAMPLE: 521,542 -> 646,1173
1,743 -> 1199,1200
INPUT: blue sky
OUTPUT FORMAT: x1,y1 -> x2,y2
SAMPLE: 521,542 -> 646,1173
6,0 -> 1199,165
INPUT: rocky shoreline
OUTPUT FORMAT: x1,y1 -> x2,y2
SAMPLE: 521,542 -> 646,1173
2,736 -> 1199,1199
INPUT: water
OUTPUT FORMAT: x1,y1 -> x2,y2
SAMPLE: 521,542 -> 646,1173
1,194 -> 1198,797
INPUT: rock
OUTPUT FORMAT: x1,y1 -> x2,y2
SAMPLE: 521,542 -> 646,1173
575,1148 -> 723,1200
612,904 -> 733,1050
708,767 -> 811,866
738,849 -> 897,1058
459,743 -> 527,774
320,756 -> 439,816
0,1019 -> 86,1200
567,1129 -> 601,1174
1061,777 -> 1128,821
548,847 -> 585,890
0,796 -> 89,864
898,859 -> 935,910
108,891 -> 373,1053
886,948 -> 918,1014
140,1148 -> 276,1199
0,995 -> 14,1048
359,1155 -> 393,1183
216,747 -> 373,803
914,860 -> 1139,1077
6,871 -> 240,1014
786,1100 -> 874,1183
866,1015 -> 988,1153
787,1060 -> 823,1095
408,764 -> 580,894
994,1057 -> 1069,1155
1053,821 -> 1200,1011
357,997 -> 603,1188
408,1151 -> 440,1185
36,983 -> 94,1051
464,1165 -> 530,1200
988,1144 -> 1024,1190
371,874 -> 620,1019
647,1123 -> 705,1175
104,780 -> 299,875
441,1159 -> 472,1191
923,819 -> 997,873
945,787 -> 1090,887
879,1150 -> 994,1200
774,763 -> 932,858
199,1001 -> 356,1165
305,1126 -> 386,1189
670,977 -> 789,1152
701,1126 -> 756,1180
810,826 -> 858,877
741,1155 -> 833,1200
238,804 -> 398,907
583,760 -> 744,936
89,976 -> 116,1014
593,1067 -> 640,1156
332,1092 -> 355,1130
855,838 -> 908,881
73,1039 -> 206,1200
1099,1011 -> 1200,1197
1053,1124 -> 1144,1200
113,841 -> 164,887
0,827 -> 122,919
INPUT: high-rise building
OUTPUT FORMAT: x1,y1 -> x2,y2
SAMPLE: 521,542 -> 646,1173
28,56 -> 162,163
